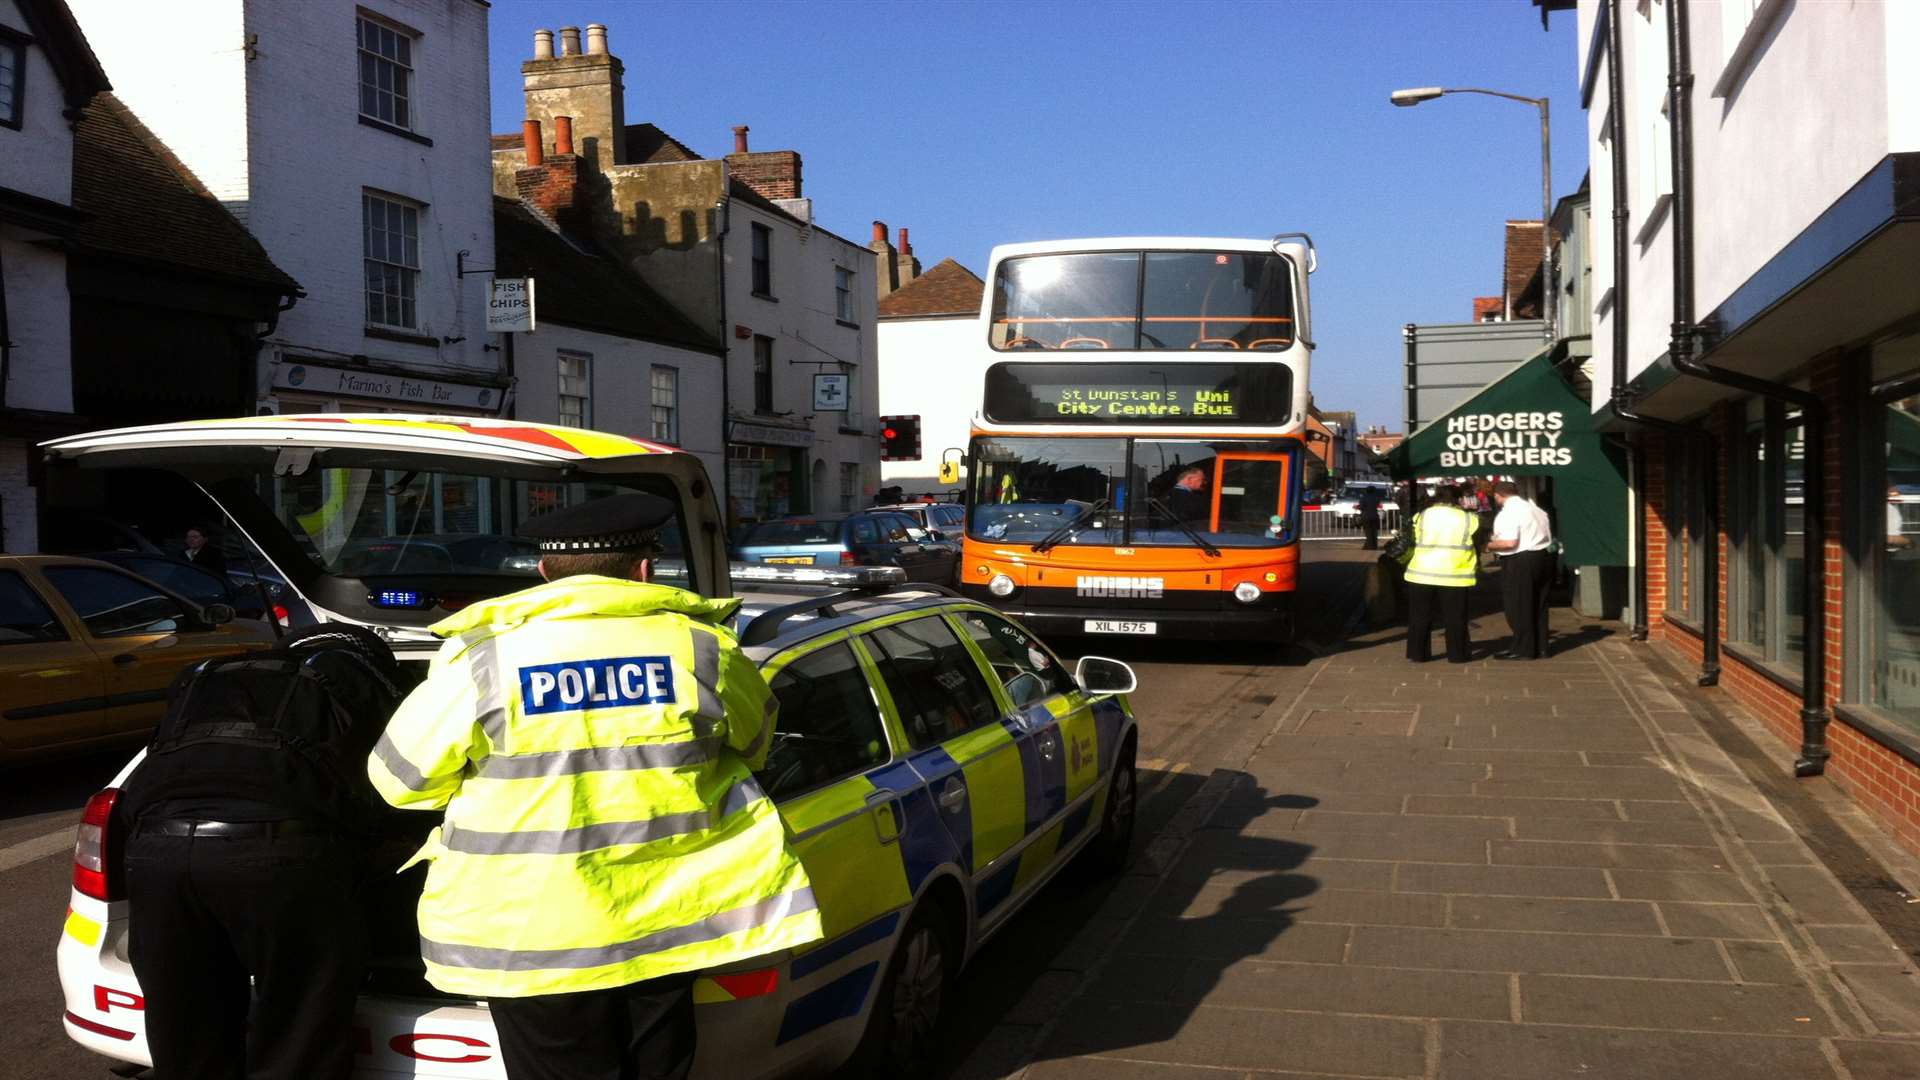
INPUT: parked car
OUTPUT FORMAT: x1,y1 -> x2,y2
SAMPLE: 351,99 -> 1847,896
733,513 -> 959,584
0,554 -> 276,766
81,551 -> 311,629
335,534 -> 544,576
47,415 -> 1140,1079
1326,482 -> 1397,524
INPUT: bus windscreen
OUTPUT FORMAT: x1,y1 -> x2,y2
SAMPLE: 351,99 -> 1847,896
983,361 -> 1293,425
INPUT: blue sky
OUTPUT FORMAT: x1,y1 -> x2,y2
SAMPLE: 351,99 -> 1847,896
488,0 -> 1587,432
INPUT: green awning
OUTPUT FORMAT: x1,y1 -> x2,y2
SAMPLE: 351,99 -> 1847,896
1388,349 -> 1629,566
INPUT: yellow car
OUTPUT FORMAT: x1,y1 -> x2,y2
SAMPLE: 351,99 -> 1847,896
0,554 -> 276,766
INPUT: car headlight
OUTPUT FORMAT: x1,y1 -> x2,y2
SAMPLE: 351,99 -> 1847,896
988,573 -> 1016,598
1233,581 -> 1262,603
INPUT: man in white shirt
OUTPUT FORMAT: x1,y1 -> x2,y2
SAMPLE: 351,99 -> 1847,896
1486,481 -> 1554,659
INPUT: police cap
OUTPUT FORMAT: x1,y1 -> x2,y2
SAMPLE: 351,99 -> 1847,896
521,493 -> 675,554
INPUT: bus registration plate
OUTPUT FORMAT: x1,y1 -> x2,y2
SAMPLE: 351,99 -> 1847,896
1085,619 -> 1156,635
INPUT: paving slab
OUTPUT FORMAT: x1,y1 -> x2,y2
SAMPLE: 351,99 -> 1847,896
1609,868 -> 1756,903
1512,817 -> 1719,845
1517,973 -> 1835,1034
1435,1020 -> 1837,1080
1116,916 -> 1352,964
1447,895 -> 1664,935
1832,1039 -> 1920,1080
1489,839 -> 1729,871
1394,862 -> 1615,898
1722,940 -> 1804,985
1655,902 -> 1778,940
1040,1000 -> 1429,1077
1406,793 -> 1623,820
1830,966 -> 1920,1035
1807,924 -> 1909,966
1755,866 -> 1876,924
1346,925 -> 1734,980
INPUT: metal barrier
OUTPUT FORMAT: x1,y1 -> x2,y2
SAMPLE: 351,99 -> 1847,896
1299,507 -> 1402,541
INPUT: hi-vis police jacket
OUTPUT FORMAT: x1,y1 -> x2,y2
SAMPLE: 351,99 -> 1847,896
367,576 -> 823,999
1404,505 -> 1479,588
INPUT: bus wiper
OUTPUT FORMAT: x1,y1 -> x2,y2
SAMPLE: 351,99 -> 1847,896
1032,499 -> 1109,554
1147,496 -> 1222,558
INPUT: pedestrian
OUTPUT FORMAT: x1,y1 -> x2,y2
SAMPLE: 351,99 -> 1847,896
368,493 -> 822,1080
118,624 -> 404,1080
1404,484 -> 1478,663
1358,485 -> 1385,549
182,524 -> 227,575
1486,481 -> 1556,659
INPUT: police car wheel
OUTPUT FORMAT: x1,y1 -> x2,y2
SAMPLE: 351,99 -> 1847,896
854,907 -> 952,1075
1084,746 -> 1137,874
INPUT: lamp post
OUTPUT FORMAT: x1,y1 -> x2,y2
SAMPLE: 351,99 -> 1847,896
1391,86 -> 1553,340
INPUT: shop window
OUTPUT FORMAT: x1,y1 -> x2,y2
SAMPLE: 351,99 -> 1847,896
650,365 -> 678,444
557,351 -> 591,428
1729,395 -> 1809,675
753,336 -> 774,414
357,14 -> 416,130
1862,343 -> 1920,727
363,191 -> 421,328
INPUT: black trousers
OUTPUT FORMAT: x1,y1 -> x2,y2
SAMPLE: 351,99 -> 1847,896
490,974 -> 697,1080
125,826 -> 363,1080
1500,549 -> 1555,658
1407,583 -> 1471,663
1361,514 -> 1380,549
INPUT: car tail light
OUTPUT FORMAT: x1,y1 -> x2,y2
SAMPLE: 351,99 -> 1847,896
839,551 -> 859,566
272,604 -> 290,625
74,789 -> 121,902
711,968 -> 780,999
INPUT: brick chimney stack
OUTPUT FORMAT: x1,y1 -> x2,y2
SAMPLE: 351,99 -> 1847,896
521,25 -> 625,172
870,220 -> 899,301
896,226 -> 921,286
515,116 -> 586,238
725,123 -> 802,201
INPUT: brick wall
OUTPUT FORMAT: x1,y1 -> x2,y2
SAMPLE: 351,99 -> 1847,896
1643,430 -> 1669,638
726,151 -> 803,201
1649,356 -> 1920,860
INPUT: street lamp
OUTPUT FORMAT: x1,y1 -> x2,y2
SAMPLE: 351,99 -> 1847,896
1391,86 -> 1554,340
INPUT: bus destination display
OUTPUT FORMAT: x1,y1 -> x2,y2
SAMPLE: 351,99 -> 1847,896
984,362 -> 1290,425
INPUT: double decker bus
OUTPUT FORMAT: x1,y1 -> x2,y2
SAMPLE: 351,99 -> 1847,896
958,236 -> 1316,641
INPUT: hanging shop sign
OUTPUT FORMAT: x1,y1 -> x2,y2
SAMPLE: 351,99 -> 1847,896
813,373 -> 850,411
487,278 -> 536,333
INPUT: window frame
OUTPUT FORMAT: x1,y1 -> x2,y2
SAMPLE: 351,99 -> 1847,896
0,27 -> 26,131
557,350 -> 592,429
835,266 -> 855,324
0,570 -> 69,644
650,364 -> 679,445
356,11 -> 418,132
757,636 -> 896,801
752,335 -> 775,414
751,222 -> 773,298
946,607 -> 1073,712
362,190 -> 423,329
1851,343 -> 1920,734
42,565 -> 194,639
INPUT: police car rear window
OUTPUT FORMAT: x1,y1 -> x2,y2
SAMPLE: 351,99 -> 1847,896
761,643 -> 890,799
868,616 -> 998,749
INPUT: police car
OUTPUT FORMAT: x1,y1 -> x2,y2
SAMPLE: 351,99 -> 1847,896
48,417 -> 1140,1078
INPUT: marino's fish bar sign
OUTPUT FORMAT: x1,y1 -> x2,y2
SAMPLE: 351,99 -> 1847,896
520,655 -> 678,714
1439,410 -> 1574,468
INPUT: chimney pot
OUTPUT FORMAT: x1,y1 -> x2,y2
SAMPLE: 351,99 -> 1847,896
533,28 -> 554,60
585,23 -> 608,55
872,221 -> 888,245
558,26 -> 581,56
553,116 -> 574,156
898,227 -> 911,255
732,125 -> 749,154
522,119 -> 544,166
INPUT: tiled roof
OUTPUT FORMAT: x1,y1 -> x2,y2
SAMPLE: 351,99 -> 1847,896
1473,296 -> 1503,321
1503,221 -> 1545,318
71,94 -> 298,293
625,123 -> 700,164
492,197 -> 719,353
878,258 -> 984,319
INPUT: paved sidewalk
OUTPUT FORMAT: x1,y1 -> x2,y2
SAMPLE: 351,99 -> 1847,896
1015,596 -> 1920,1079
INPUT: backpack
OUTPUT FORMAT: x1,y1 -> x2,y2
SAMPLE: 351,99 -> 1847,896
124,627 -> 405,832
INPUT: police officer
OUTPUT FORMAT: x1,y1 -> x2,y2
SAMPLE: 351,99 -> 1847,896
368,493 -> 822,1080
119,624 -> 404,1080
1405,484 -> 1479,663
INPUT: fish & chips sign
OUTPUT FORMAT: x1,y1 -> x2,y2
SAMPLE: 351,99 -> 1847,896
1439,410 -> 1574,469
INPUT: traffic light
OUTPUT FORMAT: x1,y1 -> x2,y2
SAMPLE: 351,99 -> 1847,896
879,415 -> 922,461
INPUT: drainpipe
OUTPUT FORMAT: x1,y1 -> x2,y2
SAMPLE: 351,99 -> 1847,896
1601,0 -> 1720,681
1664,0 -> 1827,772
714,191 -> 733,528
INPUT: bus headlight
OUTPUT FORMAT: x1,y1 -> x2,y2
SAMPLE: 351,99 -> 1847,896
1233,581 -> 1262,604
989,573 -> 1017,598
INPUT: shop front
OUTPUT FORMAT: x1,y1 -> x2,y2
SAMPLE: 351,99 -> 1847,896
1388,348 -> 1631,578
266,356 -> 507,417
727,418 -> 815,528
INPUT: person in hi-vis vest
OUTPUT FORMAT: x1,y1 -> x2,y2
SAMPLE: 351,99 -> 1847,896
1404,484 -> 1479,663
369,493 -> 822,1080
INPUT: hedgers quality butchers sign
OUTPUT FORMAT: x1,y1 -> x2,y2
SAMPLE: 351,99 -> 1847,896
1439,410 -> 1574,468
